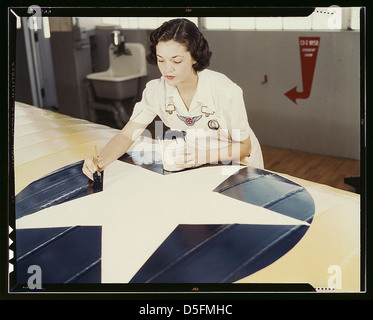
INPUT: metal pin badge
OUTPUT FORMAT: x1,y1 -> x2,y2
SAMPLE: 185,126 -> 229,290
165,103 -> 176,115
177,114 -> 202,126
165,97 -> 176,115
208,120 -> 220,130
201,106 -> 215,117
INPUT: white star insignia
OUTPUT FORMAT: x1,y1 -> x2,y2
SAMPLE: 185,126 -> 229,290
16,161 -> 309,283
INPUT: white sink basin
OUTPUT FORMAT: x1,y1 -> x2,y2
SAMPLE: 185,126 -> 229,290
87,43 -> 147,100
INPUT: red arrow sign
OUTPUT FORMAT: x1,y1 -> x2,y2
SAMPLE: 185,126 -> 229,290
285,37 -> 320,104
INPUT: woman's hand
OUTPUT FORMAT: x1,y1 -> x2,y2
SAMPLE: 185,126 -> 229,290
82,121 -> 148,180
162,136 -> 252,172
162,140 -> 206,171
174,144 -> 206,170
82,155 -> 104,181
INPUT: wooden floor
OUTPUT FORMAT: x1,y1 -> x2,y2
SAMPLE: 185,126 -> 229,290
261,145 -> 361,193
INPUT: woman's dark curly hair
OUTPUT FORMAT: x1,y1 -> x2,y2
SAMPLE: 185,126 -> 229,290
146,18 -> 212,72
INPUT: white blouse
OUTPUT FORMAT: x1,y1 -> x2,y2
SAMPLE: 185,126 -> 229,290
130,69 -> 264,168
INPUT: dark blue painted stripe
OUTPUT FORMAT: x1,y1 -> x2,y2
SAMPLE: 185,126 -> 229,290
214,166 -> 315,223
130,225 -> 228,283
130,224 -> 309,283
15,161 -> 103,219
13,226 -> 102,287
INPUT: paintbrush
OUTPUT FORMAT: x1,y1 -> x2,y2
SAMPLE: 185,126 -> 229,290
92,145 -> 103,191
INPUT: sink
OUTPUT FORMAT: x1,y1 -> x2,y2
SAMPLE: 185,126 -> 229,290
87,43 -> 147,100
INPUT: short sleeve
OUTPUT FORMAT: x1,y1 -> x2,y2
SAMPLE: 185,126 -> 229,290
220,82 -> 264,168
221,83 -> 251,142
129,80 -> 159,125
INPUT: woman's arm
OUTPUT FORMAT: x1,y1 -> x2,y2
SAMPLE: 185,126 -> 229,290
174,136 -> 252,170
82,121 -> 148,180
208,136 -> 252,164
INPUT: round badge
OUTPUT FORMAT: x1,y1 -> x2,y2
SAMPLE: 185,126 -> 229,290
208,120 -> 220,130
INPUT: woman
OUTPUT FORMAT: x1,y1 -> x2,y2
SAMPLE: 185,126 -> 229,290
83,18 -> 263,180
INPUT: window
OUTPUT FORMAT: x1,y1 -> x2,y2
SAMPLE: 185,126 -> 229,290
350,7 -> 362,30
230,17 -> 256,30
283,16 -> 312,30
85,8 -> 360,31
255,17 -> 283,30
203,7 -> 361,31
100,17 -> 199,30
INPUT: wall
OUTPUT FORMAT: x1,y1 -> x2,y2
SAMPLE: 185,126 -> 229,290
204,30 -> 360,160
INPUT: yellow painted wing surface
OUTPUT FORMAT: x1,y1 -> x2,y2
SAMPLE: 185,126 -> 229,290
12,102 -> 361,292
